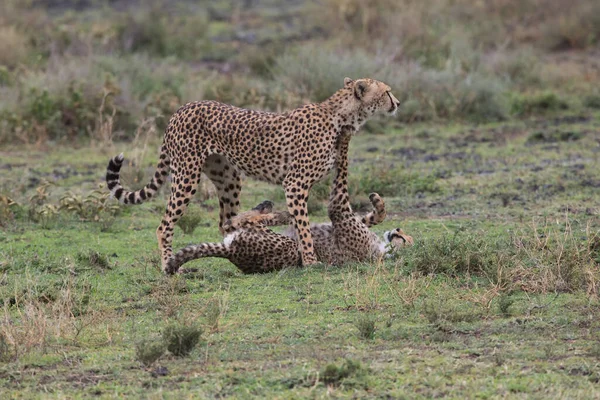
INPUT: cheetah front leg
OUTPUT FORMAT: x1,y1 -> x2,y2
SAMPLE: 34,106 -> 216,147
283,181 -> 318,266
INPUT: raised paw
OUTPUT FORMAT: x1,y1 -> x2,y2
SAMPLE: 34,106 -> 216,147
368,192 -> 382,204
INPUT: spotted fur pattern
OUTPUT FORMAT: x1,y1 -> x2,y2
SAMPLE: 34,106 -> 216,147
106,77 -> 400,272
166,134 -> 413,274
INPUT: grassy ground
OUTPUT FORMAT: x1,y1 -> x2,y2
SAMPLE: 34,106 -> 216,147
1,111 -> 600,398
1,0 -> 600,398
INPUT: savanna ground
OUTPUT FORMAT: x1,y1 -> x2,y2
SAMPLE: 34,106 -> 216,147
1,0 -> 600,398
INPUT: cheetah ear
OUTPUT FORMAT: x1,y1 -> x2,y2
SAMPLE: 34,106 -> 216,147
354,80 -> 368,100
344,77 -> 354,87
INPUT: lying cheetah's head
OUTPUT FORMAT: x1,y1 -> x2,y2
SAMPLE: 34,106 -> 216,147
344,77 -> 401,117
384,228 -> 414,250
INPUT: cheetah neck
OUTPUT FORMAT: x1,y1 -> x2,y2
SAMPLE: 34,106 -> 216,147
322,88 -> 369,133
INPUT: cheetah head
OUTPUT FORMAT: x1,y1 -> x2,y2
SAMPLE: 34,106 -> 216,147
383,228 -> 414,250
343,77 -> 401,117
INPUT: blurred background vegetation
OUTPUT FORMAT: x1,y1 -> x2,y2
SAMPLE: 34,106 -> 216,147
0,0 -> 599,145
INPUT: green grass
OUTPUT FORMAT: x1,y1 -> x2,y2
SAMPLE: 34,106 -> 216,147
1,0 -> 600,396
1,113 -> 600,397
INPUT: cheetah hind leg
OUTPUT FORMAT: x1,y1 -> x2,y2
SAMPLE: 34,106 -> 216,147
204,154 -> 242,236
157,164 -> 202,273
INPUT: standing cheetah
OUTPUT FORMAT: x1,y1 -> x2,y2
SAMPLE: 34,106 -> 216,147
106,78 -> 400,272
166,133 -> 413,274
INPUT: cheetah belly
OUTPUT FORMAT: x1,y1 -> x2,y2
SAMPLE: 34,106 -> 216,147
217,134 -> 292,185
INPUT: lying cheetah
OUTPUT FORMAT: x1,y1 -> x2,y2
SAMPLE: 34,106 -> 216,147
106,77 -> 400,272
166,133 -> 413,274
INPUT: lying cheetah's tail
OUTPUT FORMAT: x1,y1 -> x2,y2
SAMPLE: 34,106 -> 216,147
360,193 -> 387,227
165,243 -> 230,275
106,146 -> 170,205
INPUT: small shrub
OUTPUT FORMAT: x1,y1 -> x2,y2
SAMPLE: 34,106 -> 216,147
76,250 -> 111,271
29,204 -> 59,229
589,342 -> 600,359
59,188 -> 121,222
0,194 -> 20,227
162,324 -> 202,357
135,339 -> 165,367
510,92 -> 568,116
494,351 -> 506,366
583,94 -> 600,109
0,333 -> 12,362
497,293 -> 515,317
177,205 -> 203,235
321,359 -> 367,386
430,330 -> 451,343
355,315 -> 376,340
404,230 -> 502,277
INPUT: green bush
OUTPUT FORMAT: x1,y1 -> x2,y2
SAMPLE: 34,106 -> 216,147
135,339 -> 165,367
162,324 -> 202,357
177,205 -> 204,235
0,333 -> 11,362
497,293 -> 515,317
1,81 -> 104,143
583,93 -> 600,109
355,315 -> 376,340
510,92 -> 569,116
321,359 -> 368,387
403,231 -> 501,277
76,250 -> 111,271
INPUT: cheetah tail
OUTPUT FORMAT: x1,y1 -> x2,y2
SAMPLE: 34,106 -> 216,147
105,146 -> 170,205
165,243 -> 230,275
359,192 -> 387,227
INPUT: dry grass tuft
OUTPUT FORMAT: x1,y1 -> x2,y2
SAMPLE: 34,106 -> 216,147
510,218 -> 600,295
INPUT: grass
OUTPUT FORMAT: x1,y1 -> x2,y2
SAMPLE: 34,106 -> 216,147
1,112 -> 599,397
1,0 -> 600,397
